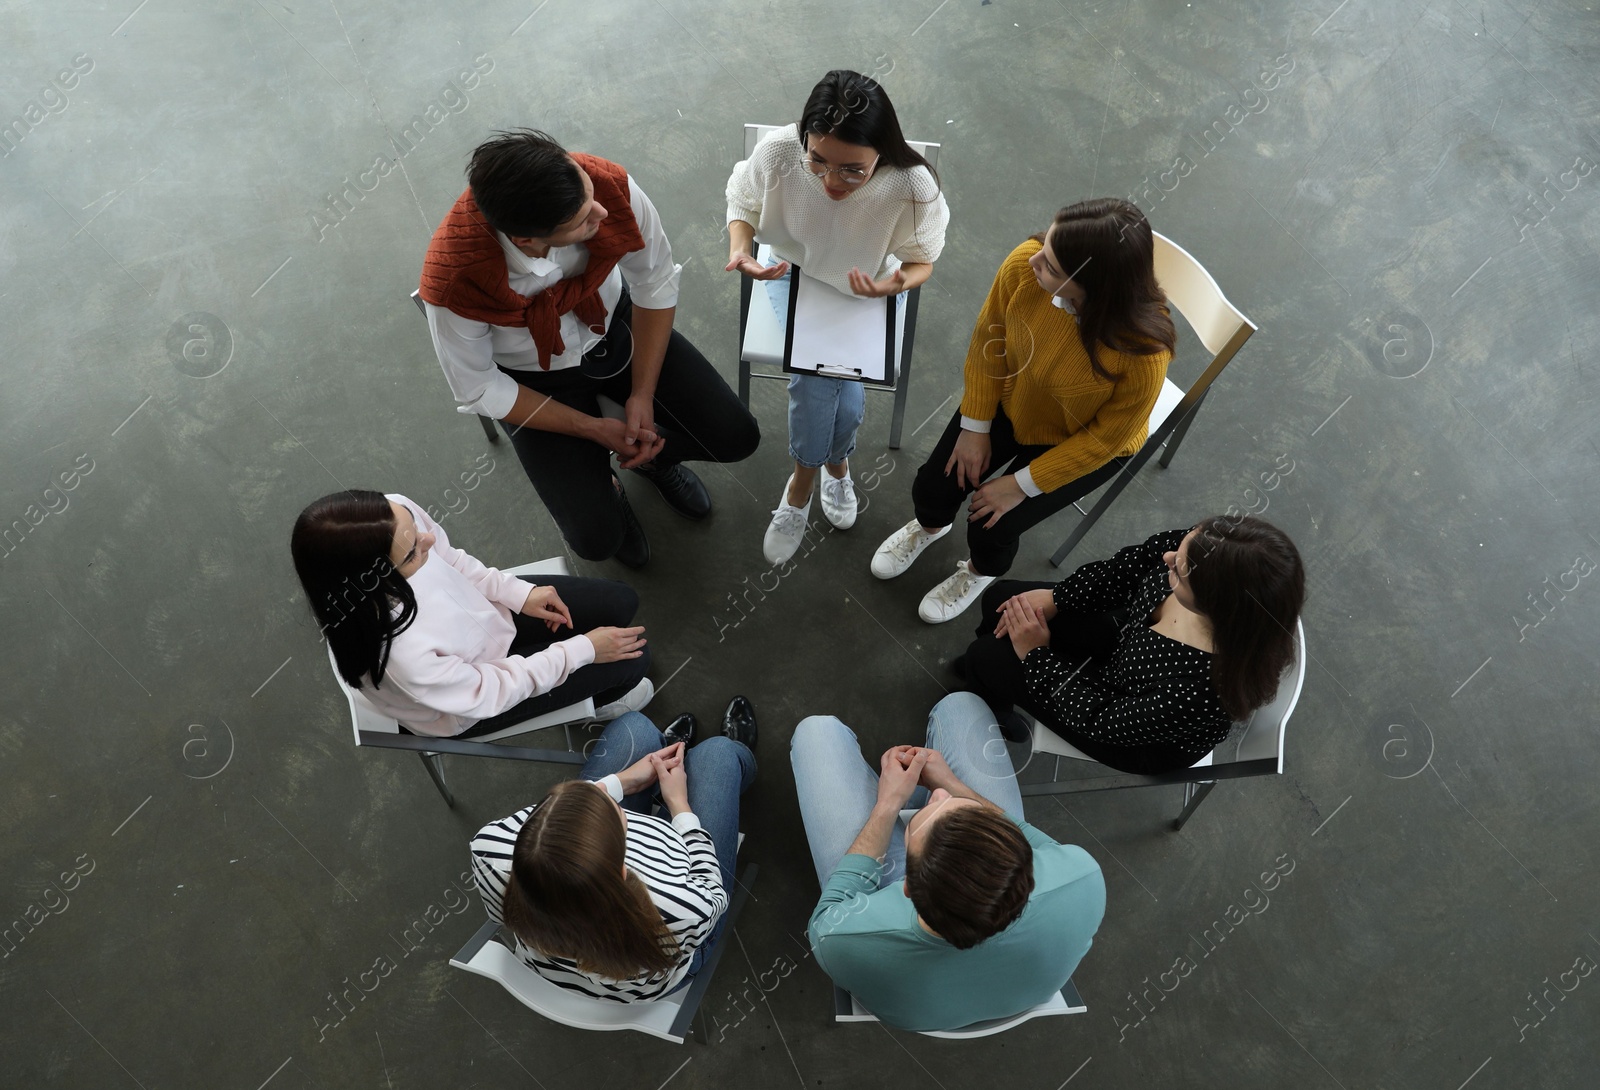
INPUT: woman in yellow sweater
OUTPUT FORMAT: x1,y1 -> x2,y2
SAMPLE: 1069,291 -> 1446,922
871,198 -> 1175,623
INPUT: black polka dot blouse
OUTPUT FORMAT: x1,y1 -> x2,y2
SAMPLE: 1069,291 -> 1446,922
1022,528 -> 1232,762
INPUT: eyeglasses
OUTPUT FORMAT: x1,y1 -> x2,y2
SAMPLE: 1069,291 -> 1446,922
805,154 -> 879,186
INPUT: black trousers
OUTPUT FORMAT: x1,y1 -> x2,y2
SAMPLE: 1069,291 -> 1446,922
457,575 -> 649,737
500,293 -> 760,561
912,406 -> 1130,577
964,580 -> 1201,774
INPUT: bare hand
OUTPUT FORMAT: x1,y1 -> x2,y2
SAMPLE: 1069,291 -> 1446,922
586,625 -> 647,663
521,585 -> 573,633
725,253 -> 790,280
875,746 -> 928,812
592,417 -> 665,470
1001,597 -> 1053,660
912,747 -> 958,794
993,589 -> 1057,638
616,741 -> 681,796
623,394 -> 658,457
651,747 -> 690,814
945,429 -> 991,491
847,266 -> 906,299
968,474 -> 1026,529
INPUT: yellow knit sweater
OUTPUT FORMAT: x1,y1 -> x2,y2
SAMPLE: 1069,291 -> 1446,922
958,241 -> 1170,494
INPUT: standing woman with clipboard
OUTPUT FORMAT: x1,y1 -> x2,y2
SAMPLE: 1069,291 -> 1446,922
725,70 -> 949,565
870,199 -> 1175,623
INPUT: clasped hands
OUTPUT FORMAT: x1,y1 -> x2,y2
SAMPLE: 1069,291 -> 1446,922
592,393 -> 664,470
615,742 -> 691,814
872,745 -> 960,813
992,588 -> 1058,659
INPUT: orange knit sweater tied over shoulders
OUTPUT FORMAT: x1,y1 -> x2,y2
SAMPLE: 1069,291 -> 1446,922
418,154 -> 645,368
958,240 -> 1170,493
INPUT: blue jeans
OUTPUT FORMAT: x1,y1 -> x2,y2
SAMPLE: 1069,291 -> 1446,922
762,260 -> 903,469
580,714 -> 757,981
789,692 -> 1024,887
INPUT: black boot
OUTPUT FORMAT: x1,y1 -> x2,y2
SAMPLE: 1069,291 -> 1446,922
613,478 -> 650,568
632,461 -> 711,520
662,714 -> 697,747
722,695 -> 757,749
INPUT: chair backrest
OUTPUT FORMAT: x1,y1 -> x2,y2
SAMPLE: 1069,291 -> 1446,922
331,658 -> 403,745
743,123 -> 941,170
451,924 -> 691,1043
1150,232 -> 1256,408
1235,619 -> 1307,770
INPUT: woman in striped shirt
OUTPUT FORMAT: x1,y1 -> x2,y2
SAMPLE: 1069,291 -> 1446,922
471,710 -> 756,1001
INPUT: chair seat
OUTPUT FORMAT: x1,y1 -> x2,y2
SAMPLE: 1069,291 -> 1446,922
1027,713 -> 1215,769
837,979 -> 1086,1039
1149,377 -> 1185,432
740,244 -> 905,372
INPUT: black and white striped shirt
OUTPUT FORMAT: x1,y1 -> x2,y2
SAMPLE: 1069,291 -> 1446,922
470,793 -> 727,1002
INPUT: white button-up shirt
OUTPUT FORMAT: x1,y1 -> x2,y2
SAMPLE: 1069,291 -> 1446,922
425,176 -> 682,420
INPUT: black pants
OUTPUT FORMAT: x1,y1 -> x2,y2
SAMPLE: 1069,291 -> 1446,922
457,575 -> 649,737
501,293 -> 760,561
912,407 -> 1131,577
964,580 -> 1201,774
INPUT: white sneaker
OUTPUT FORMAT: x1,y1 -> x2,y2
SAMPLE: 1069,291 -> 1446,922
819,471 -> 857,529
594,677 -> 654,721
871,520 -> 951,580
763,474 -> 814,565
918,560 -> 996,624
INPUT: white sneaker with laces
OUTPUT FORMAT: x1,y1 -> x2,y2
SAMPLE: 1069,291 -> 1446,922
819,471 -> 857,529
594,677 -> 654,721
871,520 -> 951,580
918,560 -> 996,624
763,474 -> 814,565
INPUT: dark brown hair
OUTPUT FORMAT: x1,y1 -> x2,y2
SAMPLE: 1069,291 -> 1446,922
290,490 -> 417,688
1185,515 -> 1306,720
1029,198 -> 1176,382
502,781 -> 678,980
904,806 -> 1034,950
797,70 -> 939,187
467,129 -> 586,238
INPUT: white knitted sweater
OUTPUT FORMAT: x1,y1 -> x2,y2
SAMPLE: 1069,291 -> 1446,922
725,123 -> 949,295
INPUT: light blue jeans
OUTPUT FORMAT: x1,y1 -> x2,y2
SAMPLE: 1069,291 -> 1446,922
789,692 -> 1024,888
762,259 -> 903,469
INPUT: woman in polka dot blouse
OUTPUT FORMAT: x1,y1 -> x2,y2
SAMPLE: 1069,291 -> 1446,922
955,516 -> 1305,774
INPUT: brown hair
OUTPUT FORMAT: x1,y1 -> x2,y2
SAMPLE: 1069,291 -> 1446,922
1029,198 -> 1176,382
502,781 -> 678,979
1185,515 -> 1306,721
904,807 -> 1034,950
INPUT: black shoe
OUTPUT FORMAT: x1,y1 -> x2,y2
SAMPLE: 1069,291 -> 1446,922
632,462 -> 711,520
998,710 -> 1031,745
613,479 -> 650,568
722,695 -> 757,749
662,713 -> 697,748
948,654 -> 969,683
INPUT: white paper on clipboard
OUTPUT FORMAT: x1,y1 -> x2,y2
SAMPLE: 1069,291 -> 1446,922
784,271 -> 896,385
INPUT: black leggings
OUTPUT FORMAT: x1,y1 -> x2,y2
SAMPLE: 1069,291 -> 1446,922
502,293 -> 760,561
912,406 -> 1130,578
456,575 -> 649,737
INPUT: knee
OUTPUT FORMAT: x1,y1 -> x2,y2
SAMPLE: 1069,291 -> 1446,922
727,411 -> 761,462
790,715 -> 855,762
925,692 -> 999,742
979,581 -> 1014,617
566,518 -> 625,563
692,734 -> 755,776
596,712 -> 663,762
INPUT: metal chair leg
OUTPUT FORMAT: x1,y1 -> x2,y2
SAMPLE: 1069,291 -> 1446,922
477,414 -> 500,444
1158,391 -> 1207,469
419,751 -> 455,807
1172,780 -> 1216,831
889,287 -> 922,450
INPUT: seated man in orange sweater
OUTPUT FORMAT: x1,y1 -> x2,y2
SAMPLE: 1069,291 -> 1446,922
869,198 -> 1173,622
420,129 -> 759,568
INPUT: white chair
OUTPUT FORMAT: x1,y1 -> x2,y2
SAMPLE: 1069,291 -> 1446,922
408,290 -> 626,446
451,859 -> 758,1044
833,979 -> 1087,1039
734,123 -> 939,449
1050,232 -> 1257,565
337,557 -> 594,807
1019,620 -> 1307,830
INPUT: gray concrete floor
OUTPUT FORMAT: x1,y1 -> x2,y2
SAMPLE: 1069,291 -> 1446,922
3,0 -> 1597,1087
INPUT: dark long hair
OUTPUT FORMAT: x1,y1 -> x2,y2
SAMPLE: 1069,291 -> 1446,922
903,807 -> 1034,950
796,69 -> 939,186
1030,198 -> 1175,382
290,490 -> 417,689
467,128 -> 585,237
502,781 -> 679,980
1185,515 -> 1305,721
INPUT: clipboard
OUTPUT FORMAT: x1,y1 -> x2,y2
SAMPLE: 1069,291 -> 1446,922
780,265 -> 898,387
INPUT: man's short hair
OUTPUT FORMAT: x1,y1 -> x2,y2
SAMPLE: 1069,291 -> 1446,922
467,129 -> 585,238
904,807 -> 1034,949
